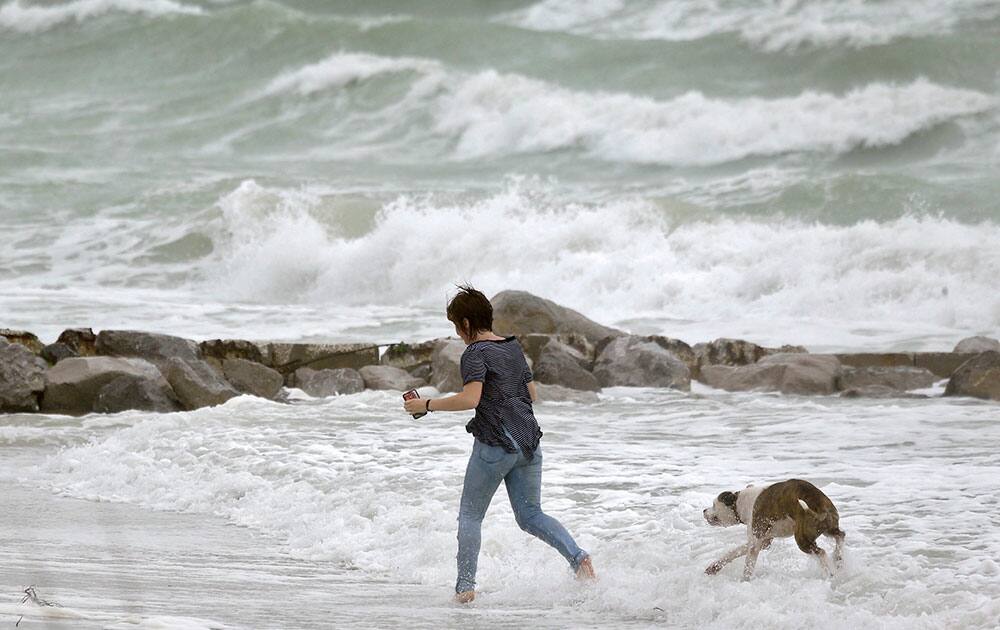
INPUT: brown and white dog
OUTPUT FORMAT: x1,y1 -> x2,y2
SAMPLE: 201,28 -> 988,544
702,479 -> 845,580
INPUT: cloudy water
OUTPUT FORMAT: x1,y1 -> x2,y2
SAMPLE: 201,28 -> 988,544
1,0 -> 998,348
3,388 -> 1000,628
2,3 -> 1000,628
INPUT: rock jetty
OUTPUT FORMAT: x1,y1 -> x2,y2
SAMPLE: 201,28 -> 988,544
2,291 -> 998,415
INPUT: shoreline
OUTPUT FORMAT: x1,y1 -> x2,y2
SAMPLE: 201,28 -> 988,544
1,290 -> 998,417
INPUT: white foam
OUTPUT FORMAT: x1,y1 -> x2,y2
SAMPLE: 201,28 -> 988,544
435,74 -> 994,165
264,51 -> 443,97
22,389 -> 1000,627
501,0 -> 1000,51
203,179 -> 1000,347
0,0 -> 202,33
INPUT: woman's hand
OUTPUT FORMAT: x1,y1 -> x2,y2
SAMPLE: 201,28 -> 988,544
403,397 -> 428,414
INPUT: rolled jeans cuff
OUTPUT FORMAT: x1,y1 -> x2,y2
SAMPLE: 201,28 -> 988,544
570,550 -> 589,572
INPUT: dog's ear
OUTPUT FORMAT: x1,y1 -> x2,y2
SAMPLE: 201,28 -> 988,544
718,491 -> 737,508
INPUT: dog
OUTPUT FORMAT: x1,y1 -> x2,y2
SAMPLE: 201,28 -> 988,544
702,479 -> 845,580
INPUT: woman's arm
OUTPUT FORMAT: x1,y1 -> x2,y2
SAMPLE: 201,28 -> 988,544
403,381 -> 483,414
527,380 -> 537,402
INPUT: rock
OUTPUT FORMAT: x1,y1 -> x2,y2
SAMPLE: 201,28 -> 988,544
200,339 -> 267,365
294,367 -> 365,397
57,328 -> 97,356
533,340 -> 601,392
41,342 -> 78,365
832,353 -> 913,370
381,340 -> 438,372
409,363 -> 433,383
431,339 -> 467,393
838,366 -> 936,392
1,329 -> 44,355
163,358 -> 240,410
96,330 -> 201,364
913,352 -> 980,379
93,374 -> 182,413
695,338 -> 806,372
491,290 -> 623,345
699,363 -> 786,392
944,351 -> 1000,401
840,386 -> 928,399
645,336 -> 697,375
41,357 -> 166,415
700,354 -> 841,395
954,336 -> 1000,354
592,335 -> 691,390
222,358 -> 283,399
359,365 -> 425,391
267,342 -> 378,377
0,337 -> 47,412
534,383 -> 601,404
757,353 -> 842,395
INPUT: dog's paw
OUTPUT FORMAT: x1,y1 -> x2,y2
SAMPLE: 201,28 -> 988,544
705,562 -> 723,576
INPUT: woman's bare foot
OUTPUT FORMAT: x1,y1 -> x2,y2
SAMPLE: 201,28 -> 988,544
576,556 -> 597,580
454,590 -> 476,604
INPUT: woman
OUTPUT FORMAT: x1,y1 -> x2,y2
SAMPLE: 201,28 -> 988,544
403,286 -> 596,603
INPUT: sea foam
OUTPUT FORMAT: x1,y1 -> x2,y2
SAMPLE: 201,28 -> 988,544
207,180 -> 1000,341
261,52 -> 994,166
501,0 -> 1000,51
0,0 -> 202,33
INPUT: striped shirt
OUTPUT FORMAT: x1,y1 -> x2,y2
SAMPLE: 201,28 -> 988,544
461,336 -> 542,459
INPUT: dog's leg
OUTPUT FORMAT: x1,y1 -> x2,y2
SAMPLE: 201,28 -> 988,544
742,538 -> 766,581
705,544 -> 748,575
831,529 -> 846,570
795,530 -> 833,577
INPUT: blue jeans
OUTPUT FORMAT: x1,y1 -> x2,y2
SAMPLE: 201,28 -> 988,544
456,437 -> 588,593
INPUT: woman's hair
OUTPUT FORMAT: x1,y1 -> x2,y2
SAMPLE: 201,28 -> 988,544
446,285 -> 493,336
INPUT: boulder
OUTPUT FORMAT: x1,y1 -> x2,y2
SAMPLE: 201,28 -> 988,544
913,352 -> 980,379
944,351 -> 1000,401
359,365 -> 425,391
41,357 -> 166,415
695,338 -> 806,372
409,363 -> 433,383
534,383 -> 601,404
694,338 -> 770,369
57,328 -> 97,356
266,342 -> 378,377
0,337 -> 47,412
838,366 -> 936,392
840,386 -> 927,399
222,358 -> 283,399
294,367 -> 365,397
533,340 -> 601,392
163,358 -> 240,410
757,353 -> 842,395
93,374 -> 182,413
431,339 -> 467,393
200,339 -> 267,366
491,290 -> 623,345
833,353 -> 913,370
645,336 -> 697,375
41,342 -> 77,365
592,335 -> 691,390
0,329 -> 44,355
954,336 -> 1000,354
381,340 -> 438,372
698,363 -> 786,392
96,330 -> 201,364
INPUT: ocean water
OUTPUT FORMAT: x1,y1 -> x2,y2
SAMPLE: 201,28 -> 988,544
2,1 -> 1000,628
1,0 -> 998,349
3,387 -> 1000,628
